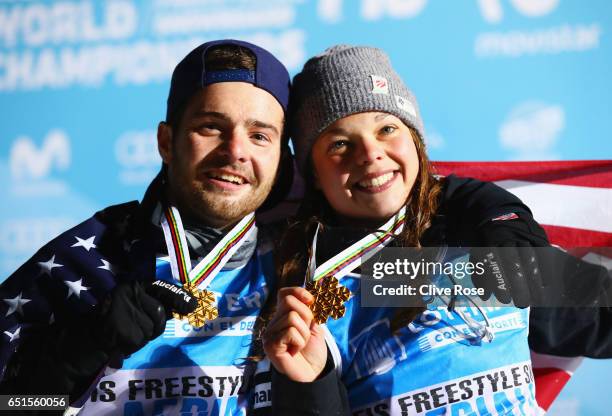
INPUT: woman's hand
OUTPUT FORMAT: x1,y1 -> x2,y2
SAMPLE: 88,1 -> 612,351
263,287 -> 328,382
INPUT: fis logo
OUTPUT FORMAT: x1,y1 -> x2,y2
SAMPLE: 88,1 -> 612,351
478,0 -> 560,23
324,0 -> 559,24
362,0 -> 428,21
9,130 -> 70,180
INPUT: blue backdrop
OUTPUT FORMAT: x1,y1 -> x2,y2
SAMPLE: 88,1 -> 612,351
1,1 -> 611,414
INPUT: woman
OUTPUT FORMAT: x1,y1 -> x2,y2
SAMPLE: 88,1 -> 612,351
262,45 -> 548,415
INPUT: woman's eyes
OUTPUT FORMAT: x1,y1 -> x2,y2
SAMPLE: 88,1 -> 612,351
326,126 -> 399,153
380,125 -> 397,135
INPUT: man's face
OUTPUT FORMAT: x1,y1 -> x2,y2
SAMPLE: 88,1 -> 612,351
158,82 -> 284,227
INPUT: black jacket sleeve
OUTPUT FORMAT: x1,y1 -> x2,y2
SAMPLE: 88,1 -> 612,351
529,250 -> 612,358
435,175 -> 543,243
270,350 -> 350,416
529,306 -> 612,358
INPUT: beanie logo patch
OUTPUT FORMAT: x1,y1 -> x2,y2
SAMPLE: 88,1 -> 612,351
370,75 -> 389,94
395,95 -> 417,117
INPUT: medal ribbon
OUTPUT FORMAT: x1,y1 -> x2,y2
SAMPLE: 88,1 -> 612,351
307,206 -> 406,283
161,206 -> 256,290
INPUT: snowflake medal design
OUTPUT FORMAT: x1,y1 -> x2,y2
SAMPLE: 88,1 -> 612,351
172,284 -> 218,328
306,275 -> 351,324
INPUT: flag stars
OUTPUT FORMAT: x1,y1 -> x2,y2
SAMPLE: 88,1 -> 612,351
4,327 -> 21,343
37,255 -> 63,276
71,235 -> 97,252
98,259 -> 116,275
3,293 -> 31,317
64,278 -> 90,299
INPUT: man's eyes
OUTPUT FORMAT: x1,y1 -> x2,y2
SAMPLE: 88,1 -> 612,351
194,123 -> 221,134
251,133 -> 272,143
192,124 -> 276,144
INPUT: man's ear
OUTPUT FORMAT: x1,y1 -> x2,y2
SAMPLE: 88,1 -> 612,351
157,122 -> 173,164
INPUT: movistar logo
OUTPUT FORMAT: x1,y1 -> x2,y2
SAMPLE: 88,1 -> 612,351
9,130 -> 70,180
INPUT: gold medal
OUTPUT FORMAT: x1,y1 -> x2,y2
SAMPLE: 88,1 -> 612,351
305,209 -> 406,324
306,275 -> 351,324
161,207 -> 256,329
173,284 -> 218,328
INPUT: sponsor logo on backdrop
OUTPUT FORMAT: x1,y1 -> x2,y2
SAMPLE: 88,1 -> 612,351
361,0 -> 428,21
478,0 -> 560,23
317,0 -> 430,21
499,100 -> 564,160
115,130 -> 161,186
319,0 -> 564,22
313,0 -> 601,58
9,129 -> 70,196
475,23 -> 601,57
0,217 -> 75,275
0,0 -> 305,92
475,0 -> 601,57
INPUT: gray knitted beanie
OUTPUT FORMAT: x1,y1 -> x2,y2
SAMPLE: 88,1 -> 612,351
290,45 -> 426,175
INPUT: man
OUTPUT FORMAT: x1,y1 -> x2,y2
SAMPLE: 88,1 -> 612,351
0,39 -> 292,415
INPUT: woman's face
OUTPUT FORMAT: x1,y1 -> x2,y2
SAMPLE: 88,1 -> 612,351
311,112 -> 420,221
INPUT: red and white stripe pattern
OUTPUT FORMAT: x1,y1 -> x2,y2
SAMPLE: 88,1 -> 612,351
433,160 -> 612,412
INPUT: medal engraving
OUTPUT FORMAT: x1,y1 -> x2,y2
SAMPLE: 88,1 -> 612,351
306,275 -> 351,324
173,284 -> 218,328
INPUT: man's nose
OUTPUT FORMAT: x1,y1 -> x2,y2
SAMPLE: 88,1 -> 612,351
357,136 -> 384,165
220,131 -> 248,163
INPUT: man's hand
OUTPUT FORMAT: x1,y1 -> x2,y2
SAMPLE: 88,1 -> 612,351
263,287 -> 328,382
95,280 -> 165,355
95,279 -> 199,355
6,279 -> 197,400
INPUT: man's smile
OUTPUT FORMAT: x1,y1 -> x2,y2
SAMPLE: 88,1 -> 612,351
203,169 -> 251,190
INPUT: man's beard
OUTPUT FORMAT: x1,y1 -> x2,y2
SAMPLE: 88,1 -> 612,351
185,179 -> 272,225
169,166 -> 276,227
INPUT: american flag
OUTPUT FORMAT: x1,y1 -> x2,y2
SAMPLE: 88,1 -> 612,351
0,204 -> 139,385
433,160 -> 612,413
